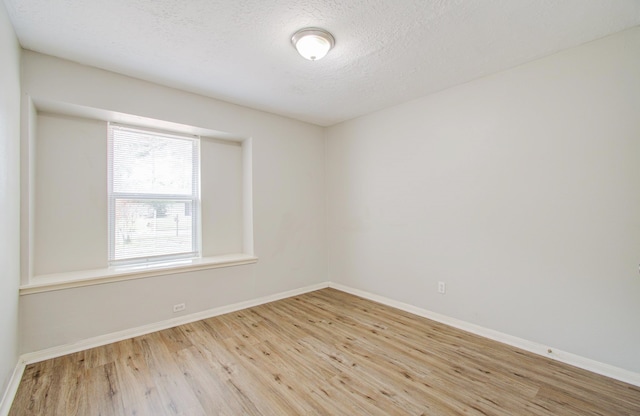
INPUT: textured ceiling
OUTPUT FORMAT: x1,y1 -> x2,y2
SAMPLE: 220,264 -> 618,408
4,0 -> 640,126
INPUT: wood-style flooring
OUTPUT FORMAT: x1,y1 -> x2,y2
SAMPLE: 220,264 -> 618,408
9,288 -> 640,415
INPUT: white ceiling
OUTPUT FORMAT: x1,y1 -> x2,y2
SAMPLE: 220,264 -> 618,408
4,0 -> 640,126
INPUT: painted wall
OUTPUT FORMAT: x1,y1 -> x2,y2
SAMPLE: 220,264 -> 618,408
326,28 -> 640,373
20,51 -> 326,352
0,1 -> 21,396
34,114 -> 107,274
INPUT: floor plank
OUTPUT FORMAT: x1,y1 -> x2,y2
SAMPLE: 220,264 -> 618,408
9,288 -> 640,415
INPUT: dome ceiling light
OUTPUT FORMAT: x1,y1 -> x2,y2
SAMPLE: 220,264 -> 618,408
291,28 -> 335,61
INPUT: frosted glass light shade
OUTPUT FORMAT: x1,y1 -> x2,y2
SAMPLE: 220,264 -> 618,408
292,28 -> 335,61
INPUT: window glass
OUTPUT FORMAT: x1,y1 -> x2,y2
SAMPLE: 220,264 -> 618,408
108,125 -> 200,265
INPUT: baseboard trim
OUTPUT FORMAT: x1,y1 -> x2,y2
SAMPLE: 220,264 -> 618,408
8,279 -> 639,415
0,360 -> 26,416
328,282 -> 640,387
20,282 -> 329,365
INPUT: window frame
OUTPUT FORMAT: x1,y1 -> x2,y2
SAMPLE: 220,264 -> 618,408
107,123 -> 201,267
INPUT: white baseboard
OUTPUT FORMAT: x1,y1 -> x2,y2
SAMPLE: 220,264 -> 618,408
328,282 -> 640,387
4,279 -> 638,415
20,282 -> 329,365
0,361 -> 26,416
1,282 -> 328,413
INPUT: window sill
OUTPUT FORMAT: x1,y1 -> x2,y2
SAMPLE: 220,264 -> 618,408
19,253 -> 258,295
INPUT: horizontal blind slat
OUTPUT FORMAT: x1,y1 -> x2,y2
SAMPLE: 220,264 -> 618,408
108,124 -> 200,265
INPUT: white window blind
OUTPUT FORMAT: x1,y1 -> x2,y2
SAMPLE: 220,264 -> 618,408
108,124 -> 200,266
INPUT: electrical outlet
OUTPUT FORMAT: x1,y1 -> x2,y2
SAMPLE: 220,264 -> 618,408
438,281 -> 446,294
173,303 -> 186,313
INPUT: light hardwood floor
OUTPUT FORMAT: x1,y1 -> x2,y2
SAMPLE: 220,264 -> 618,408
9,288 -> 640,415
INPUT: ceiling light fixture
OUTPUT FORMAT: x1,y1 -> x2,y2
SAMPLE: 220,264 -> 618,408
291,28 -> 335,61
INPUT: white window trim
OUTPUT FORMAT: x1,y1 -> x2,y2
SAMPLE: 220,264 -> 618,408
19,253 -> 258,295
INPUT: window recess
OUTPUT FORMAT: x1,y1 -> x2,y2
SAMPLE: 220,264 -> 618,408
21,105 -> 255,294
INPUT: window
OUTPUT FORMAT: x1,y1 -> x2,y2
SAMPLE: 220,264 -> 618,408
108,124 -> 200,266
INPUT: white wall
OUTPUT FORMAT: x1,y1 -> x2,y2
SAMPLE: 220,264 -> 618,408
20,51 -> 326,352
326,27 -> 640,373
201,137 -> 244,257
34,114 -> 107,274
0,0 -> 21,396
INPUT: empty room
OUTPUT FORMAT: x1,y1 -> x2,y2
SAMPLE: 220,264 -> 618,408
1,0 -> 640,415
